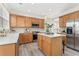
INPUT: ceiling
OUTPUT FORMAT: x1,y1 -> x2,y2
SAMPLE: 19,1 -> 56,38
3,3 -> 79,19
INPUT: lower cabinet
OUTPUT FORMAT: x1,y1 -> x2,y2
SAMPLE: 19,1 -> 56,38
19,33 -> 33,44
42,36 -> 52,56
38,35 -> 63,56
51,37 -> 62,56
0,43 -> 18,56
38,35 -> 43,50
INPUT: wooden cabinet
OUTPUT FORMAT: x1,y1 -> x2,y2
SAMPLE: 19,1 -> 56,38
25,17 -> 32,28
59,11 -> 79,28
32,18 -> 39,24
32,18 -> 44,29
38,35 -> 43,50
0,44 -> 18,56
42,36 -> 51,56
16,16 -> 26,27
39,19 -> 44,28
59,15 -> 69,28
10,15 -> 17,27
69,12 -> 79,19
51,37 -> 62,56
19,33 -> 32,44
10,14 -> 44,28
38,34 -> 63,56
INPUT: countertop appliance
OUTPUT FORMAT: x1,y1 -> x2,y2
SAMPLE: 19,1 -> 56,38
66,19 -> 79,51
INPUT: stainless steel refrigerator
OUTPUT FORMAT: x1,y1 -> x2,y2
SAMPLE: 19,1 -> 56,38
66,18 -> 79,51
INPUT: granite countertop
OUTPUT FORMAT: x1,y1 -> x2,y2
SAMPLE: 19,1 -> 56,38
0,33 -> 19,45
38,33 -> 66,38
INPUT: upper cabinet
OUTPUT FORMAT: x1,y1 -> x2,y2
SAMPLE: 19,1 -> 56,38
10,14 -> 17,27
10,14 -> 44,29
59,11 -> 79,28
32,18 -> 44,29
16,16 -> 26,27
59,15 -> 69,28
25,17 -> 32,28
32,18 -> 39,24
39,19 -> 44,28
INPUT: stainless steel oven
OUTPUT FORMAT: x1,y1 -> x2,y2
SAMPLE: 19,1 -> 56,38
33,31 -> 39,41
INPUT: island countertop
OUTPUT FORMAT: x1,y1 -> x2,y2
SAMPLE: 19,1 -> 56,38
38,33 -> 66,38
0,33 -> 19,45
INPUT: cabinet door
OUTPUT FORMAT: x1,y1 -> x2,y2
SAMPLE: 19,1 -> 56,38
59,15 -> 69,28
25,17 -> 32,28
32,18 -> 39,24
19,33 -> 32,44
27,33 -> 33,42
39,19 -> 44,29
59,16 -> 64,28
19,33 -> 24,44
17,16 -> 26,27
23,34 -> 29,43
52,37 -> 62,56
38,35 -> 43,50
42,36 -> 51,56
10,15 -> 17,27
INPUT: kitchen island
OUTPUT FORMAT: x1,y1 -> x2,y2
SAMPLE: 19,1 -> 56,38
38,33 -> 66,56
0,33 -> 19,56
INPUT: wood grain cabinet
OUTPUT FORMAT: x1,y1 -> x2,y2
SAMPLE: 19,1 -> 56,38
59,15 -> 69,28
25,17 -> 32,28
59,11 -> 79,28
0,43 -> 18,56
38,34 -> 63,56
32,18 -> 44,29
51,37 -> 62,56
10,14 -> 17,27
19,33 -> 33,44
42,36 -> 51,56
10,14 -> 44,28
32,18 -> 39,24
38,35 -> 43,50
16,16 -> 26,27
39,19 -> 44,28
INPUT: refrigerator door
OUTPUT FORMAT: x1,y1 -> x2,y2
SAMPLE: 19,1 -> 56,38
75,19 -> 79,50
66,20 -> 75,49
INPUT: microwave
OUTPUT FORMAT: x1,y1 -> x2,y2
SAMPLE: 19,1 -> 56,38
32,23 -> 39,28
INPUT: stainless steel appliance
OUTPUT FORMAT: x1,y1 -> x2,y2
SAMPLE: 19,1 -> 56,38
32,23 -> 39,28
33,31 -> 39,41
66,19 -> 79,51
